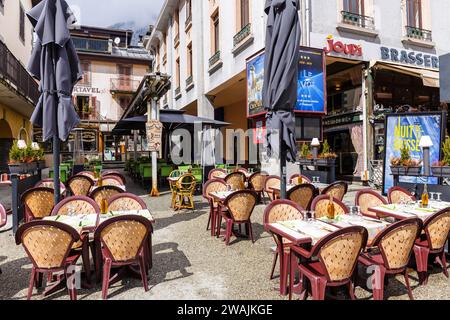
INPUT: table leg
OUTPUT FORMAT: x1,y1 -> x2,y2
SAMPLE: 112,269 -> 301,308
277,234 -> 288,296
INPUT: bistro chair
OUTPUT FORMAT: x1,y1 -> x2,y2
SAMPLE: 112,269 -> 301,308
35,179 -> 66,193
15,220 -> 81,300
0,204 -> 7,229
237,167 -> 249,174
51,196 -> 100,216
169,170 -> 183,208
217,190 -> 258,246
264,200 -> 305,285
77,171 -> 96,180
264,176 -> 281,202
413,208 -> 450,285
224,172 -> 246,191
174,174 -> 197,210
102,171 -> 126,185
359,218 -> 422,300
289,226 -> 368,300
99,176 -> 123,187
387,186 -> 417,204
310,195 -> 349,219
287,184 -> 318,211
21,187 -> 55,222
289,174 -> 312,185
67,175 -> 95,197
94,215 -> 152,300
108,193 -> 148,211
208,168 -> 226,180
355,189 -> 388,219
203,179 -> 227,236
89,186 -> 125,209
321,181 -> 348,201
248,172 -> 267,203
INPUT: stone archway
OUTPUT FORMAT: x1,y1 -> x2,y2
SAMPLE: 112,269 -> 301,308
0,119 -> 13,173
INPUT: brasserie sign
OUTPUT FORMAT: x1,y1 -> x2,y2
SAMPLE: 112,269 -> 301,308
380,47 -> 439,69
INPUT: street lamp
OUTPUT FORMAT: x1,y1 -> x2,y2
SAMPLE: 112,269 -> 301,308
311,138 -> 321,159
419,135 -> 433,176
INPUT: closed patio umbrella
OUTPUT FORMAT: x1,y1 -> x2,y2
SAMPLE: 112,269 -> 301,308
27,0 -> 82,203
262,0 -> 301,199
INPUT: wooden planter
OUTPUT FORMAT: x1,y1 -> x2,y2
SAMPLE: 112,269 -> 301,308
390,166 -> 422,176
431,166 -> 450,178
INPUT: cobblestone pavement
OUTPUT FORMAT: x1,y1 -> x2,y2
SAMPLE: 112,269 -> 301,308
0,172 -> 449,300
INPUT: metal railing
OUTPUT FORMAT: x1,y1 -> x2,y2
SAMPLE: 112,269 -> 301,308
174,33 -> 180,46
233,23 -> 252,47
341,11 -> 375,30
72,37 -> 110,53
0,40 -> 40,104
110,77 -> 140,93
175,87 -> 181,96
186,75 -> 193,87
209,51 -> 221,67
185,15 -> 192,29
405,26 -> 433,42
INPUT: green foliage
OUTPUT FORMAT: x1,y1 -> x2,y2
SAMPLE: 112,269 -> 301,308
319,140 -> 337,159
400,141 -> 411,162
299,143 -> 311,159
322,140 -> 331,154
442,137 -> 450,165
8,141 -> 24,163
9,142 -> 45,163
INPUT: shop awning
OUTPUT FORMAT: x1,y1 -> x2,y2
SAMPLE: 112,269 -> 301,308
371,61 -> 440,88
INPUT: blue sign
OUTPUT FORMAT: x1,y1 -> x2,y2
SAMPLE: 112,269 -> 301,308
296,47 -> 326,113
247,52 -> 265,118
383,113 -> 444,194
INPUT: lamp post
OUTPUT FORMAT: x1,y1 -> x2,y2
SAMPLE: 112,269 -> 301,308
419,135 -> 433,177
311,138 -> 321,159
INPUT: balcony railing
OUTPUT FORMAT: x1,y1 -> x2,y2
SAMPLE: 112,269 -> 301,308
233,23 -> 252,47
72,37 -> 111,53
0,40 -> 40,104
174,33 -> 180,47
341,11 -> 375,30
175,87 -> 181,96
406,26 -> 433,42
185,15 -> 192,29
209,51 -> 221,67
186,75 -> 193,87
110,77 -> 140,93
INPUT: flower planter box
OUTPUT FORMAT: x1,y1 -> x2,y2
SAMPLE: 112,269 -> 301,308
316,158 -> 337,167
431,166 -> 450,178
298,158 -> 315,166
8,162 -> 37,174
390,166 -> 422,176
36,160 -> 46,170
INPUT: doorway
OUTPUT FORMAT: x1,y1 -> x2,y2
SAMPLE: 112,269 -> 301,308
0,119 -> 13,173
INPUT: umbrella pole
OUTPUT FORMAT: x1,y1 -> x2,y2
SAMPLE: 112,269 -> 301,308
53,135 -> 61,204
280,123 -> 287,199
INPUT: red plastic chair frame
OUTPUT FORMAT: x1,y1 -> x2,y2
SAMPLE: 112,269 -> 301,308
321,181 -> 349,201
35,178 -> 66,191
202,179 -> 227,236
97,175 -> 124,187
310,195 -> 350,216
51,196 -> 100,216
387,186 -> 417,204
224,171 -> 247,190
102,171 -> 126,185
66,175 -> 95,196
15,220 -> 81,300
208,168 -> 226,180
88,185 -> 125,205
264,175 -> 281,202
20,187 -> 55,222
0,203 -> 7,229
287,183 -> 319,211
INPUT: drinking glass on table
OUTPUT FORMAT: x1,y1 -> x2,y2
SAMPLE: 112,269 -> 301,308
429,192 -> 436,202
305,211 -> 315,223
436,192 -> 443,202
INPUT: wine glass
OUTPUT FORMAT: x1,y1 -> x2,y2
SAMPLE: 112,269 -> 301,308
429,192 -> 436,202
436,192 -> 443,202
306,211 -> 315,223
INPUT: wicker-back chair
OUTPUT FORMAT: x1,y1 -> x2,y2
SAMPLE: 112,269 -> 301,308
287,184 -> 318,211
208,168 -> 226,180
0,204 -> 6,229
387,186 -> 417,204
168,170 -> 182,208
15,220 -> 81,300
321,181 -> 348,201
355,189 -> 388,219
289,174 -> 312,185
89,186 -> 125,208
94,215 -> 152,299
264,175 -> 281,201
35,179 -> 66,193
218,190 -> 257,245
248,172 -> 267,203
414,208 -> 450,285
102,171 -> 126,185
99,176 -> 123,187
203,179 -> 227,235
67,175 -> 94,196
21,187 -> 55,222
78,171 -> 96,180
108,193 -> 148,211
224,172 -> 246,191
51,196 -> 100,216
237,167 -> 248,174
359,218 -> 422,300
311,195 -> 349,219
290,226 -> 368,300
174,174 -> 197,210
264,200 -> 305,284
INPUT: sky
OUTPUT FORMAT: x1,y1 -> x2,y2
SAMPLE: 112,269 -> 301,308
66,0 -> 165,29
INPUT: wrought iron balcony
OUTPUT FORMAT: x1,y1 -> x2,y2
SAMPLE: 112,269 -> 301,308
233,23 -> 252,47
209,51 -> 221,67
341,11 -> 375,30
185,15 -> 192,30
110,77 -> 140,93
0,40 -> 39,104
175,87 -> 181,96
406,26 -> 433,42
174,33 -> 180,47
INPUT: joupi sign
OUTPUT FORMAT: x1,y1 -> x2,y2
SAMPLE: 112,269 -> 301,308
380,47 -> 439,69
324,36 -> 362,57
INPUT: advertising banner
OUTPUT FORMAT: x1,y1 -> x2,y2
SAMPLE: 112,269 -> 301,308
246,47 -> 326,118
383,112 -> 445,194
146,120 -> 163,153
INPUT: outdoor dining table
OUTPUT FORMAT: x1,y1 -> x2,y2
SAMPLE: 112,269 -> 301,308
368,201 -> 450,221
266,214 -> 391,296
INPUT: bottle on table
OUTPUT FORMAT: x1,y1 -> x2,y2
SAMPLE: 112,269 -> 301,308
327,194 -> 335,220
98,175 -> 103,187
421,183 -> 429,208
298,175 -> 303,185
100,198 -> 108,214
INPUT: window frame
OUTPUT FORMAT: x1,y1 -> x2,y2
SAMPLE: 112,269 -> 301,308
240,0 -> 250,29
212,11 -> 220,54
406,0 -> 423,29
19,2 -> 25,43
187,43 -> 193,77
343,0 -> 364,16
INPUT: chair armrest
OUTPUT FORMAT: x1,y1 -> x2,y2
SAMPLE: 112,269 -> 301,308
290,245 -> 313,259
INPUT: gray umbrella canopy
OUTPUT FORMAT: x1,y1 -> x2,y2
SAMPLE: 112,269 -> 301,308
262,0 -> 300,162
27,0 -> 82,142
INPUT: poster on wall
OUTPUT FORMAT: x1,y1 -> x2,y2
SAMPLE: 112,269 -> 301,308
382,112 -> 446,195
146,120 -> 163,152
296,47 -> 326,113
246,47 -> 326,118
253,120 -> 266,144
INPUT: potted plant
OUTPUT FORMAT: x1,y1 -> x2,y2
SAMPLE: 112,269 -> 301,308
8,141 -> 37,174
298,143 -> 314,165
390,142 -> 422,176
317,140 -> 338,166
431,137 -> 450,177
31,142 -> 46,170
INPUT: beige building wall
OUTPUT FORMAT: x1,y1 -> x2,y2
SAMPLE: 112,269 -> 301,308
0,102 -> 32,139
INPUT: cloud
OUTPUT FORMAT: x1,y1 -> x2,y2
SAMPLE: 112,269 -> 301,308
66,0 -> 164,28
